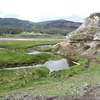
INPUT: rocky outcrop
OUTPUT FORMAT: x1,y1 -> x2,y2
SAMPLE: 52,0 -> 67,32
53,13 -> 100,58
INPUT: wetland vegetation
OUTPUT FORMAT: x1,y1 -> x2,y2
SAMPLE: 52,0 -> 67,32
0,40 -> 100,100
0,40 -> 63,68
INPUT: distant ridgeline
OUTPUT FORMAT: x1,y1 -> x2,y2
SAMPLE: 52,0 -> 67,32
0,18 -> 81,35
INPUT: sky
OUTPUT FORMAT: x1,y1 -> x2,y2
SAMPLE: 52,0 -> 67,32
0,0 -> 100,22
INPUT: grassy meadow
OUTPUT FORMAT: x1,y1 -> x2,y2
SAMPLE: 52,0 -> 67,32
2,32 -> 66,39
0,40 -> 100,99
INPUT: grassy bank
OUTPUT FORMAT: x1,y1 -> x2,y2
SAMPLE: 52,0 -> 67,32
0,67 -> 50,92
0,40 -> 63,68
0,55 -> 100,98
0,40 -> 63,93
0,40 -> 100,99
0,51 -> 61,68
0,55 -> 88,94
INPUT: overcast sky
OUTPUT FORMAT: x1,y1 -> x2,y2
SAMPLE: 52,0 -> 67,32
0,0 -> 100,22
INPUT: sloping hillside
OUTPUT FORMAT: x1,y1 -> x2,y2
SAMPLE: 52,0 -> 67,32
0,18 -> 81,36
35,20 -> 81,29
0,18 -> 34,28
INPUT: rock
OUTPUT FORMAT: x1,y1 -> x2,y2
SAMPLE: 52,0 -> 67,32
66,12 -> 100,41
53,12 -> 100,58
84,45 -> 90,50
52,44 -> 61,52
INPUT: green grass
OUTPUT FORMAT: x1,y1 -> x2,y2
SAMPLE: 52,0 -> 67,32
0,67 -> 50,92
75,33 -> 85,37
0,40 -> 63,93
0,58 -> 100,97
0,40 -> 63,68
0,50 -> 62,68
3,32 -> 66,39
50,56 -> 88,78
0,40 -> 64,52
0,40 -> 100,98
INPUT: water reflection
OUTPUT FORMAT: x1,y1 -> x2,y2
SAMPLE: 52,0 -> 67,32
0,48 -> 4,50
27,45 -> 52,54
27,47 -> 42,54
44,58 -> 69,74
27,51 -> 42,54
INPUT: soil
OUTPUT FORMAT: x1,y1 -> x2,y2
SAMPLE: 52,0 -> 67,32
0,85 -> 100,100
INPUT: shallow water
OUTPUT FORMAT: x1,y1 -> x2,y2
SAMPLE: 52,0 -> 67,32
44,58 -> 69,74
27,45 -> 52,54
2,45 -> 69,74
3,58 -> 69,74
3,65 -> 43,70
27,47 -> 42,54
0,48 -> 4,50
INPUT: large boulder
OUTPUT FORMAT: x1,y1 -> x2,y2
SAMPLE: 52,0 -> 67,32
53,12 -> 100,58
66,12 -> 100,41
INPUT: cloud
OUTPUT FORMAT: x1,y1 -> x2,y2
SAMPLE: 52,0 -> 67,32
0,0 -> 100,22
66,14 -> 87,22
0,11 -> 21,19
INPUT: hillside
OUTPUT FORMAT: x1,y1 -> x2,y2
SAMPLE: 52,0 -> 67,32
0,18 -> 81,36
35,20 -> 81,29
0,18 -> 34,28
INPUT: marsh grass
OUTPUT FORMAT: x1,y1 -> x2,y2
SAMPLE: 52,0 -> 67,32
0,40 -> 62,68
50,56 -> 88,78
0,56 -> 100,98
0,40 -> 100,98
0,51 -> 62,68
20,58 -> 100,97
0,67 -> 51,92
0,40 -> 63,52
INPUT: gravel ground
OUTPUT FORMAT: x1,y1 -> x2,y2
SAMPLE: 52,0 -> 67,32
1,85 -> 100,100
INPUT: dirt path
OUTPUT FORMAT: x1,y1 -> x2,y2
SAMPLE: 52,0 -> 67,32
1,86 -> 100,100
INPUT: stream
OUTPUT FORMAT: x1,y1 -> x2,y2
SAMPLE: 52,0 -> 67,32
2,45 -> 70,74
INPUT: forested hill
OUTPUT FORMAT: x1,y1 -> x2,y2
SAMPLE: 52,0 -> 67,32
0,18 -> 82,36
36,20 -> 81,29
0,18 -> 34,28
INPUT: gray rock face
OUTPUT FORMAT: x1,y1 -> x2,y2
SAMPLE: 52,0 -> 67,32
66,12 -> 100,41
84,13 -> 100,27
54,13 -> 100,58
